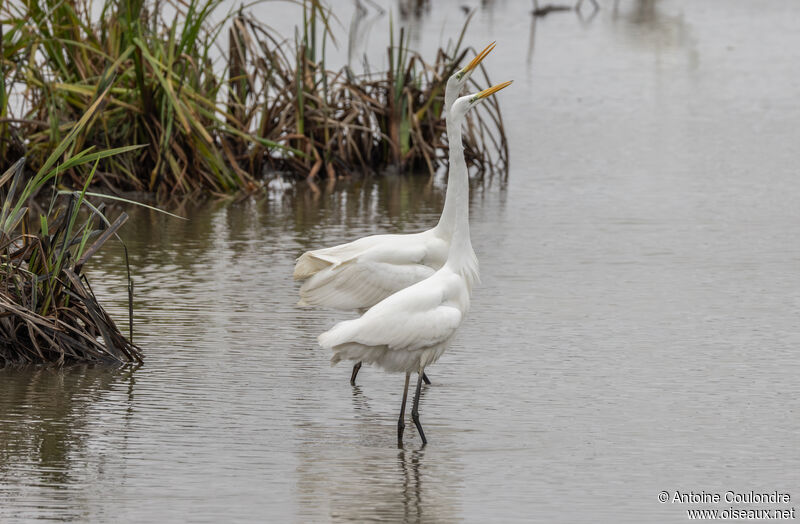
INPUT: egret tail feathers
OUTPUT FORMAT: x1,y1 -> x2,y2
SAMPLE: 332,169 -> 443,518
319,321 -> 371,366
293,251 -> 336,280
318,320 -> 357,351
299,260 -> 390,310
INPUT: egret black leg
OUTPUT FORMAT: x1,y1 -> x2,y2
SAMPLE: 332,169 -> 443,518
411,372 -> 427,445
398,372 -> 411,446
350,362 -> 362,386
422,372 -> 431,385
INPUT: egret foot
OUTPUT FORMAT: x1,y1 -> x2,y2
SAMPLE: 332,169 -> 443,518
350,362 -> 362,386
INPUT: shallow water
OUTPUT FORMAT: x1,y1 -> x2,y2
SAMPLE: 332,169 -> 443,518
2,1 -> 800,522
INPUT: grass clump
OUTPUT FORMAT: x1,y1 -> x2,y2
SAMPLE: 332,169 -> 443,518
1,0 -> 508,198
0,86 -> 142,366
236,7 -> 509,182
2,0 -> 284,197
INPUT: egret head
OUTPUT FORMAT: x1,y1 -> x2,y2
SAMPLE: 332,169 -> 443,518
445,42 -> 496,111
450,80 -> 513,122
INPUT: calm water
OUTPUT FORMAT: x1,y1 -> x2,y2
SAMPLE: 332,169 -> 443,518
2,1 -> 800,522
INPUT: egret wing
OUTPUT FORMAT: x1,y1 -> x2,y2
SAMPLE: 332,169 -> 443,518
298,238 -> 436,310
350,283 -> 463,351
294,233 -> 402,280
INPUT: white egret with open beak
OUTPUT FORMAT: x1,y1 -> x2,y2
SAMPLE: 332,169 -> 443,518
294,43 -> 496,386
319,81 -> 513,445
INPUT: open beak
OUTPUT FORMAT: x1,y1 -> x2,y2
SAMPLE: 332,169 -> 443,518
475,80 -> 513,100
461,41 -> 496,74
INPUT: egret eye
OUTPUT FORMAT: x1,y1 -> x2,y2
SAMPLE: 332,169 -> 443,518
456,71 -> 464,80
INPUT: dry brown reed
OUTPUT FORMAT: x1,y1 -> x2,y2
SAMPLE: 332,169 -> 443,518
1,0 -> 508,197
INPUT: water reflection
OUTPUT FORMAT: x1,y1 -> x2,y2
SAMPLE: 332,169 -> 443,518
348,0 -> 385,67
290,371 -> 460,522
398,0 -> 430,21
0,365 -> 137,520
611,0 -> 693,53
527,0 -> 600,69
527,12 -> 538,66
295,423 -> 460,522
575,0 -> 600,25
90,174 -> 497,281
397,448 -> 425,522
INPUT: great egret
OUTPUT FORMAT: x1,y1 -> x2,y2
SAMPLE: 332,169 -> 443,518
294,42 -> 496,385
318,81 -> 513,445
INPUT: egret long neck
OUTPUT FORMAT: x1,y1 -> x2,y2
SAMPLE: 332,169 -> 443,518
440,115 -> 476,273
444,84 -> 457,119
436,112 -> 469,237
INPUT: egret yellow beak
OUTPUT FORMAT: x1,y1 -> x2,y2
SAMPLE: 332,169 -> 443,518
461,41 -> 496,74
473,80 -> 513,101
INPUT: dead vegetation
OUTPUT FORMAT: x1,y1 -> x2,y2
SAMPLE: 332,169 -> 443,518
1,0 -> 508,197
1,92 -> 142,366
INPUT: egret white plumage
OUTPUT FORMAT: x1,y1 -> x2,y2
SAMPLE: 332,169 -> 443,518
318,81 -> 513,445
294,42 -> 496,385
